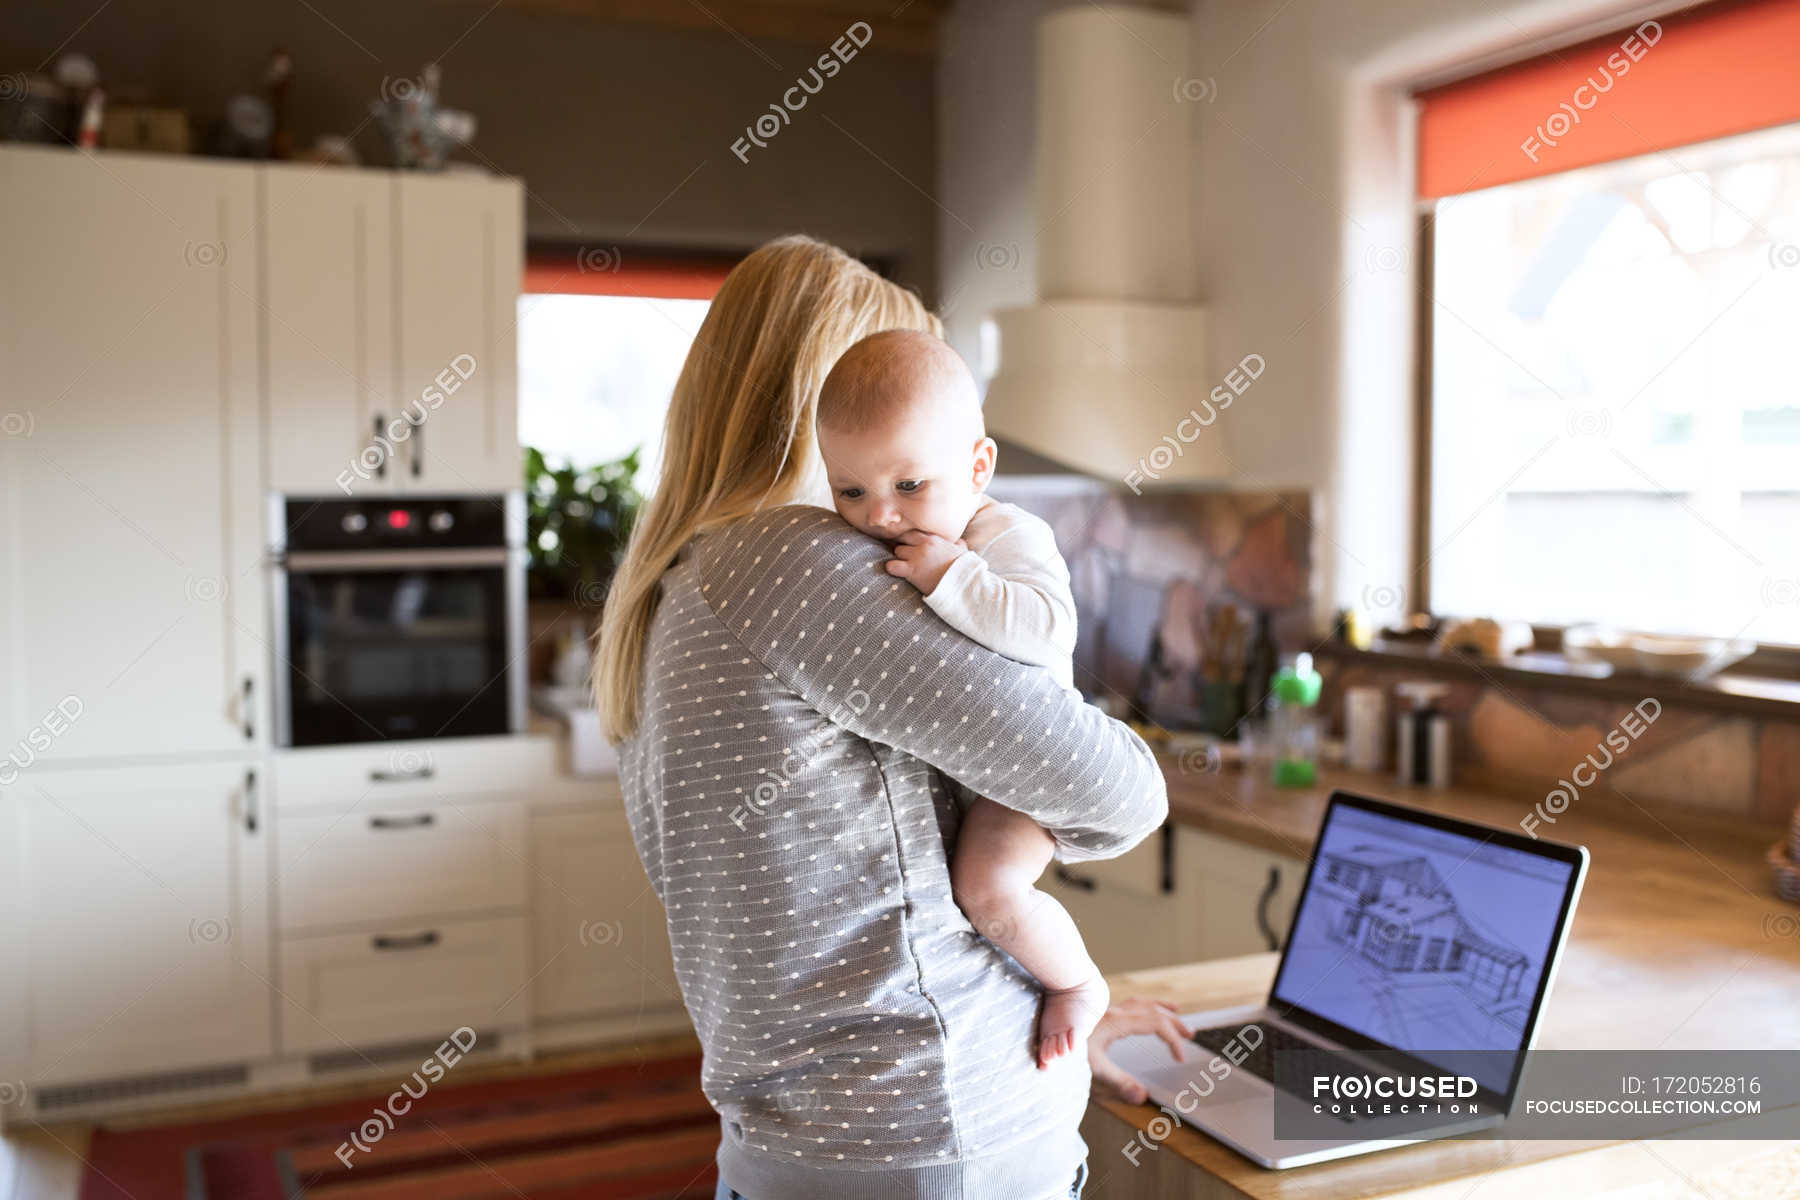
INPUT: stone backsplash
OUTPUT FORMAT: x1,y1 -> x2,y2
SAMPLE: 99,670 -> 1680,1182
987,478 -> 1316,724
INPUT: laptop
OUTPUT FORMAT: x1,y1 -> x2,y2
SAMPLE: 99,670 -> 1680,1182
1103,790 -> 1589,1169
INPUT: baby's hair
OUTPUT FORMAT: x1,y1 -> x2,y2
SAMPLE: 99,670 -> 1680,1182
818,328 -> 980,435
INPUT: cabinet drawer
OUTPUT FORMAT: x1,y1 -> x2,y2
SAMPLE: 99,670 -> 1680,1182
272,737 -> 559,810
277,916 -> 528,1055
277,797 -> 525,930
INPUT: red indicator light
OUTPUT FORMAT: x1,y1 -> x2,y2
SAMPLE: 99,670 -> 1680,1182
386,509 -> 412,530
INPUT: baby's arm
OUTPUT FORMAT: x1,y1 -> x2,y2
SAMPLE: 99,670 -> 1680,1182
914,514 -> 1076,676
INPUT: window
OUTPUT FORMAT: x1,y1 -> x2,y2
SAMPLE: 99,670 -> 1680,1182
517,293 -> 710,490
1427,123 -> 1800,644
516,250 -> 733,490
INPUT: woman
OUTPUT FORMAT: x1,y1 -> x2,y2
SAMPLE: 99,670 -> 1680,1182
596,235 -> 1189,1200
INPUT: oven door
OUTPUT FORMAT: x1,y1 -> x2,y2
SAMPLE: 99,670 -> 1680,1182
276,549 -> 520,746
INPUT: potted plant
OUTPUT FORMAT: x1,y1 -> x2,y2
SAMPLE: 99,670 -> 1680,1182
523,444 -> 643,611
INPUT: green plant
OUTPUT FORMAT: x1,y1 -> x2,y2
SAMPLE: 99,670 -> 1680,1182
524,445 -> 643,606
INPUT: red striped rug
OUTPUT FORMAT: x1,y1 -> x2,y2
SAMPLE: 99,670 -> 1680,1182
80,1052 -> 720,1200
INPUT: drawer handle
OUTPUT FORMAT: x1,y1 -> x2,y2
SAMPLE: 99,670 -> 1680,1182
372,931 -> 440,952
370,812 -> 435,830
369,765 -> 436,783
1256,866 -> 1282,951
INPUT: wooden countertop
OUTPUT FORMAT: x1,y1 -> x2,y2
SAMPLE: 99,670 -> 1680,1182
1082,759 -> 1800,1199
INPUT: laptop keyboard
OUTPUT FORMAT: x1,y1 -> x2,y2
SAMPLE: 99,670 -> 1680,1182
1189,1024 -> 1366,1123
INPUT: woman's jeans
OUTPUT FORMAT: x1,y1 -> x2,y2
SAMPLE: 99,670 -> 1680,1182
713,1158 -> 1090,1200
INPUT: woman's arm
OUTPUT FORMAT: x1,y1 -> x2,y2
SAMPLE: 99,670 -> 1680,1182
696,506 -> 1166,863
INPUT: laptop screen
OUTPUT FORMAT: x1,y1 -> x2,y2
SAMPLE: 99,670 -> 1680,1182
1270,800 -> 1578,1094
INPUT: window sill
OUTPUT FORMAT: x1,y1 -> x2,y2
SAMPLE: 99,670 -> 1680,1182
1314,638 -> 1800,722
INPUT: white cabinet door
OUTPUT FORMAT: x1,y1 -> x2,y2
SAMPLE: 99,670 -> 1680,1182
0,146 -> 265,763
528,809 -> 684,1022
277,796 -> 527,930
394,172 -> 522,493
0,761 -> 271,1086
277,916 -> 528,1055
262,166 -> 397,496
1175,827 -> 1307,961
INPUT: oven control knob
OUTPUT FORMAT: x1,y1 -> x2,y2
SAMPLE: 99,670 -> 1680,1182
428,510 -> 454,533
340,512 -> 368,534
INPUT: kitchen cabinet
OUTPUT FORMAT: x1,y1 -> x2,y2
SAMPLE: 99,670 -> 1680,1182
0,145 -> 266,764
527,804 -> 685,1023
1174,826 -> 1307,961
1038,823 -> 1308,972
0,761 -> 271,1087
393,172 -> 522,492
277,916 -> 529,1055
276,795 -> 526,931
1041,825 -> 1184,974
261,165 -> 522,496
269,736 -> 559,812
261,167 -> 397,495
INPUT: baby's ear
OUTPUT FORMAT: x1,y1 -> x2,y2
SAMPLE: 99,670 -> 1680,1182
971,436 -> 997,491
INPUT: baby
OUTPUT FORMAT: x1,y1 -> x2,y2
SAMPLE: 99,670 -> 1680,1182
815,328 -> 1107,1068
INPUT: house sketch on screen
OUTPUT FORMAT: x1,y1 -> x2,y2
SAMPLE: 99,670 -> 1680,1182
1314,845 -> 1529,1004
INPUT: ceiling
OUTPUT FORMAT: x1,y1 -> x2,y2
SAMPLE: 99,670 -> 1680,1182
500,0 -> 955,54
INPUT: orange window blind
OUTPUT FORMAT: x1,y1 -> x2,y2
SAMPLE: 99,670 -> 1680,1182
1415,0 -> 1800,199
524,250 -> 736,299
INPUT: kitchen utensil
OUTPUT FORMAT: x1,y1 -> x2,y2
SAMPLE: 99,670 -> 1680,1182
1768,840 -> 1800,904
1394,681 -> 1451,788
1343,685 -> 1385,772
1563,624 -> 1634,670
1630,633 -> 1753,679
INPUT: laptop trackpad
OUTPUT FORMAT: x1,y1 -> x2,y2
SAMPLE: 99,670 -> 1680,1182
1167,1071 -> 1266,1111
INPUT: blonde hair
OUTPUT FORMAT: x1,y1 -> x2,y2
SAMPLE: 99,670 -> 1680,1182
593,235 -> 940,741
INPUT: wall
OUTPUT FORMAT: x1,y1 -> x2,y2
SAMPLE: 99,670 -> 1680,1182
936,0 -> 1690,625
1319,653 -> 1800,825
2,1 -> 938,294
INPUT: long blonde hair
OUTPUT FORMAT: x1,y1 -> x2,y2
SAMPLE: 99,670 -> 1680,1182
594,235 -> 940,741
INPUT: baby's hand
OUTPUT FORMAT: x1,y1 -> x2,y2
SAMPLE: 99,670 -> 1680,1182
885,530 -> 967,596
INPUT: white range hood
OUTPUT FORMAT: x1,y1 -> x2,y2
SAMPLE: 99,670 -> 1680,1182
982,5 -> 1223,485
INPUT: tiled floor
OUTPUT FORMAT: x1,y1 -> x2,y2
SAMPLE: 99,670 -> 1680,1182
0,1032 -> 702,1200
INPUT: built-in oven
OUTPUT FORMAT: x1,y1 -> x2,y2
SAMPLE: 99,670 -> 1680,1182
269,493 -> 527,747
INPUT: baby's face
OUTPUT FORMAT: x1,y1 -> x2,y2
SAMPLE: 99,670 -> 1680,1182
819,396 -> 989,544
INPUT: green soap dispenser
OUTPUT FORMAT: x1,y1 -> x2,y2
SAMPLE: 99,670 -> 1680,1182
1269,652 -> 1323,787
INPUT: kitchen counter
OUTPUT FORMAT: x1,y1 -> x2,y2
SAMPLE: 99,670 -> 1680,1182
1076,759 -> 1800,1199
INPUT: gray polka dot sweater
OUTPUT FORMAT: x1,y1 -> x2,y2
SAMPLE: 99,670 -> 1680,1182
618,505 -> 1169,1199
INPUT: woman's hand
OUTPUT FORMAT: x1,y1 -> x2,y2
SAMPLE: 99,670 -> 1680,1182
1087,995 -> 1194,1105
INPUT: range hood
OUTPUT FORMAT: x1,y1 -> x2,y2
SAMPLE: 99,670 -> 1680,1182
983,5 -> 1223,485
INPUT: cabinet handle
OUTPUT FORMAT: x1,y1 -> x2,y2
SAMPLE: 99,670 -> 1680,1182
244,768 -> 259,834
369,765 -> 435,783
369,812 -> 435,830
241,676 -> 255,741
411,419 -> 423,478
1255,866 -> 1282,951
1053,865 -> 1097,892
373,414 -> 387,479
372,930 -> 440,952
